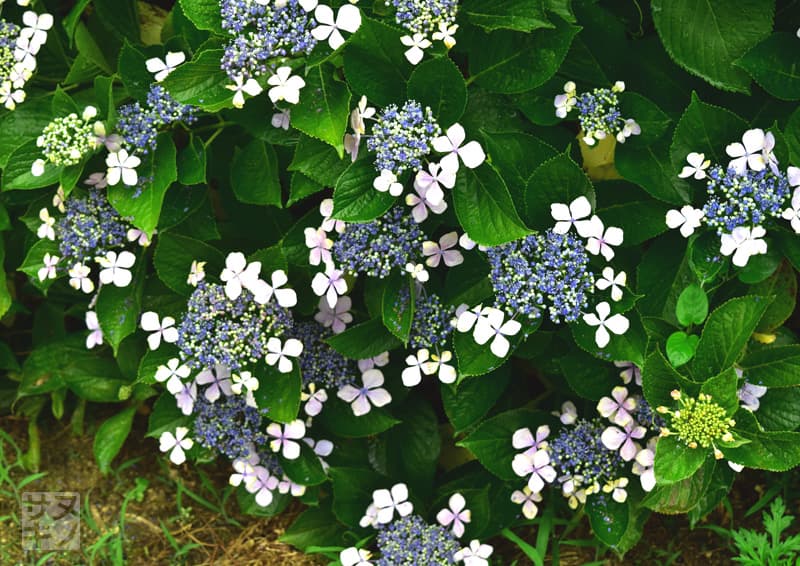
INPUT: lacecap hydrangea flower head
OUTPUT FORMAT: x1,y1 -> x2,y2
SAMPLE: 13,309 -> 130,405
0,8 -> 53,111
150,251 -> 338,510
455,195 -> 630,357
554,80 -> 641,146
667,128 -> 800,267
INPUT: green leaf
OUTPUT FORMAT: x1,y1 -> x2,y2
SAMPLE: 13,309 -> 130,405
2,140 -> 61,191
442,366 -> 512,432
118,40 -> 153,102
651,0 -> 774,92
735,32 -> 800,100
230,139 -> 282,206
178,0 -> 224,34
725,413 -> 800,471
453,318 -> 533,378
342,16 -> 409,107
95,272 -> 144,355
94,0 -> 140,42
595,199 -> 670,246
18,239 -> 60,293
751,262 -> 797,332
381,272 -> 414,342
280,504 -> 345,552
384,398 -> 441,498
462,0 -> 553,32
666,331 -> 699,368
468,16 -> 580,94
0,95 -> 52,168
739,346 -> 800,388
586,496 -> 629,549
252,364 -> 301,423
453,164 -> 529,246
160,50 -> 234,112
571,308 -> 647,368
691,295 -> 772,378
616,137 -> 689,205
19,336 -> 128,402
480,131 -> 557,208
676,284 -> 709,326
643,458 -> 716,514
291,65 -> 351,157
0,238 -> 10,319
523,153 -> 595,230
670,94 -> 748,196
642,349 -> 697,409
406,57 -> 467,127
177,135 -> 207,185
688,232 -> 727,284
559,351 -> 621,401
654,435 -> 708,484
700,368 -> 740,416
288,134 -> 349,187
332,159 -> 394,222
326,318 -> 401,359
108,134 -> 178,236
288,172 -> 324,206
458,409 -> 554,480
279,443 -> 326,486
618,92 -> 672,145
146,393 -> 190,438
316,400 -> 399,438
330,467 -> 386,528
153,233 -> 224,297
93,406 -> 137,474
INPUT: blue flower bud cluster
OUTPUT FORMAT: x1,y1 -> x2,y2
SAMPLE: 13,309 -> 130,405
634,397 -> 664,432
293,321 -> 356,389
703,165 -> 790,233
366,100 -> 440,176
575,87 -> 624,140
333,206 -> 425,278
55,189 -> 131,264
117,85 -> 195,155
177,281 -> 293,371
486,231 -> 594,324
0,21 -> 19,76
549,418 -> 624,488
193,394 -> 269,460
0,21 -> 20,78
219,0 -> 317,81
386,0 -> 458,37
409,292 -> 454,350
376,514 -> 459,565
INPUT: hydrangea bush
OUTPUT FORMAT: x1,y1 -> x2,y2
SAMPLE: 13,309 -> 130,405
2,0 -> 800,562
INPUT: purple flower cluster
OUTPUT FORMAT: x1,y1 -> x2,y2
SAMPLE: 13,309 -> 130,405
486,231 -> 594,324
193,394 -> 269,460
117,85 -> 195,155
376,514 -> 459,565
409,292 -> 453,350
366,100 -> 440,175
55,189 -> 130,264
703,165 -> 790,233
220,0 -> 317,81
574,87 -> 623,137
333,207 -> 425,278
177,281 -> 293,371
293,321 -> 356,389
549,419 -> 623,487
387,0 -> 458,36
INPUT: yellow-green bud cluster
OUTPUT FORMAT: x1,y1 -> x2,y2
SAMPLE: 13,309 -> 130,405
36,111 -> 99,167
660,391 -> 734,456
